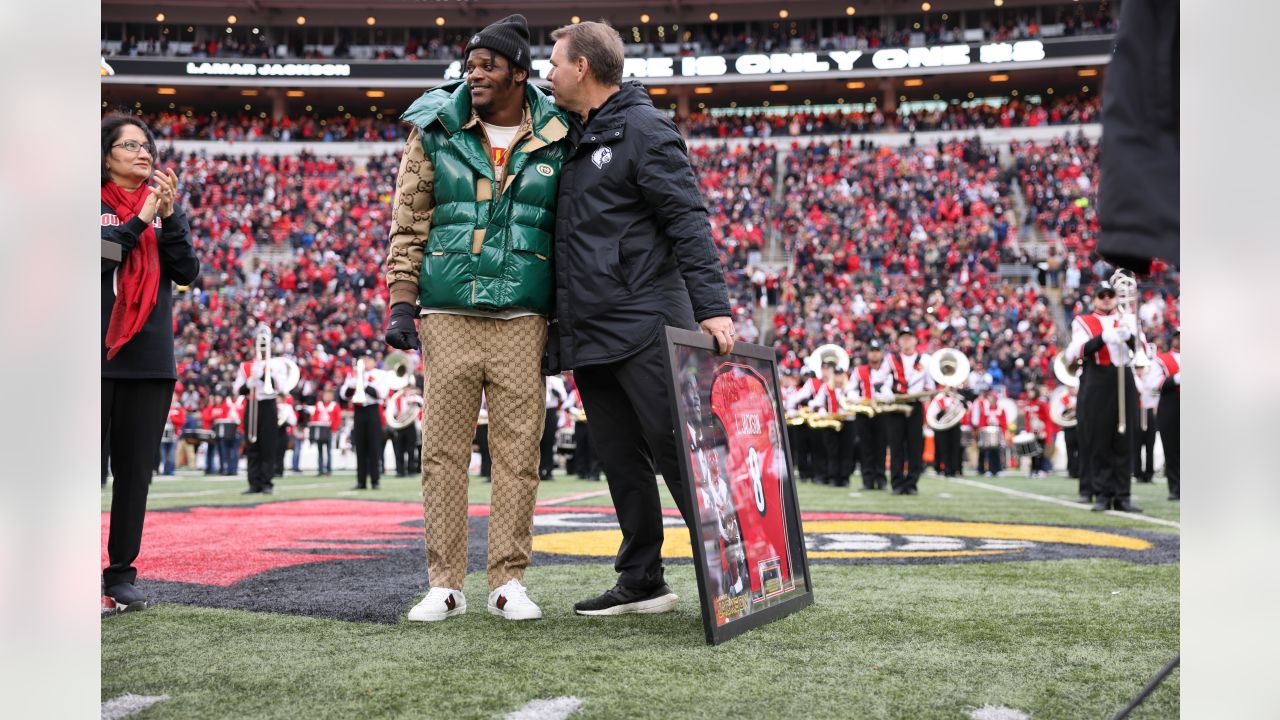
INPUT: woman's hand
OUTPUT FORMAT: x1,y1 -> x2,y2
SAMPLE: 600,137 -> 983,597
154,168 -> 179,218
137,186 -> 161,224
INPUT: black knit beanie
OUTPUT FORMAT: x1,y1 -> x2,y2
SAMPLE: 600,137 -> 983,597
464,14 -> 532,71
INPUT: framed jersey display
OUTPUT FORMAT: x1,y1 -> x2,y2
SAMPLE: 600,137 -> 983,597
664,327 -> 814,645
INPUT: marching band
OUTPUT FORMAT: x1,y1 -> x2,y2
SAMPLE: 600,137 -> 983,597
159,279 -> 1177,506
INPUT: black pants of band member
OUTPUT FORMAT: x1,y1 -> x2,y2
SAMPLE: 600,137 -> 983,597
571,422 -> 599,478
1077,365 -> 1140,503
474,424 -> 491,477
539,408 -> 558,478
934,427 -> 961,476
274,423 -> 289,476
574,335 -> 694,592
1157,391 -> 1179,497
391,426 -> 418,476
245,398 -> 278,491
858,415 -> 887,489
789,424 -> 812,480
979,447 -> 1003,475
1063,426 -> 1081,480
352,404 -> 382,488
102,378 -> 173,588
1133,408 -> 1157,480
837,422 -> 859,481
884,402 -> 925,489
813,428 -> 840,484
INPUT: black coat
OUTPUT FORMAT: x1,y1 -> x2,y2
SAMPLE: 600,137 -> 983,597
101,200 -> 200,379
1098,0 -> 1179,269
551,82 -> 731,370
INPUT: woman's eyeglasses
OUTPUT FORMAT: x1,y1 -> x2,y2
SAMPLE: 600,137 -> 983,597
112,140 -> 157,155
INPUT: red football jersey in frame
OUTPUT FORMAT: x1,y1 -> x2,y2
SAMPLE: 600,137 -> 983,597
709,363 -> 794,600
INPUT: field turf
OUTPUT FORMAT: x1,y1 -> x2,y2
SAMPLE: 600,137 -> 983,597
102,470 -> 1179,719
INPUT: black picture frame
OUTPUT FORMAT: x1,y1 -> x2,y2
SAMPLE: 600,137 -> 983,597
663,326 -> 814,645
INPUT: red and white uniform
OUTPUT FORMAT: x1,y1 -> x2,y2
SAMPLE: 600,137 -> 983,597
1065,311 -> 1150,368
786,376 -> 823,411
339,365 -> 390,408
277,396 -> 298,429
311,399 -> 342,432
710,364 -> 793,599
166,401 -> 186,437
870,355 -> 903,401
1145,351 -> 1181,395
969,397 -> 1009,430
232,359 -> 289,400
805,379 -> 839,414
897,351 -> 936,395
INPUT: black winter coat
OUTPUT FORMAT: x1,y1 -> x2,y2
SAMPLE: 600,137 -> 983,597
1098,0 -> 1179,269
551,82 -> 730,370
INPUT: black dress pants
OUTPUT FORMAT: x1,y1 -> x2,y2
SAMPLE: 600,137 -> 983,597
102,378 -> 173,588
1157,392 -> 1179,497
351,404 -> 382,488
245,398 -> 278,492
574,336 -> 693,591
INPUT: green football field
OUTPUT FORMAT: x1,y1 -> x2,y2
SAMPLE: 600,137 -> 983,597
102,470 -> 1179,719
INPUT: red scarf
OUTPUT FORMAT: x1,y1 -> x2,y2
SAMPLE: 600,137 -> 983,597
102,181 -> 160,359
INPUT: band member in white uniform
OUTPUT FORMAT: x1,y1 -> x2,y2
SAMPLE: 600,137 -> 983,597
886,329 -> 934,495
340,356 -> 391,490
1065,282 -> 1148,513
1145,329 -> 1180,500
233,355 -> 290,494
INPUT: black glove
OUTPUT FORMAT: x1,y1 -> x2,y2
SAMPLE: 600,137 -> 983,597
364,386 -> 378,399
340,387 -> 355,400
237,385 -> 250,396
1161,377 -> 1179,393
1083,336 -> 1105,356
385,303 -> 421,350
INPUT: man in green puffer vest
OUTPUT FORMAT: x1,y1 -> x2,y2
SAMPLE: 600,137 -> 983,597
382,14 -> 569,624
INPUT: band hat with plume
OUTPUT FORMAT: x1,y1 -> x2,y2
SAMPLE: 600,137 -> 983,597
464,14 -> 532,71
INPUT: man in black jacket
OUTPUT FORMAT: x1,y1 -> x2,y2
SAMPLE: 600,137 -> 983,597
547,21 -> 736,616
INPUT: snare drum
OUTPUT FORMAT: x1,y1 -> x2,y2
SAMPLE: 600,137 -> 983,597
978,426 -> 1003,449
308,423 -> 333,444
182,428 -> 214,447
1012,431 -> 1042,458
214,421 -> 238,441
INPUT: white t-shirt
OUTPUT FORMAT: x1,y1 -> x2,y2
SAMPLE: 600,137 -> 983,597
482,121 -> 519,184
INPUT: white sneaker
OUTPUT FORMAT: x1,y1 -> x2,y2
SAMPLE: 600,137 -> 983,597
487,579 -> 543,621
407,587 -> 466,622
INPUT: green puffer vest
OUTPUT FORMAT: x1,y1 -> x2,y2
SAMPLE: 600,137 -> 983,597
399,80 -> 569,315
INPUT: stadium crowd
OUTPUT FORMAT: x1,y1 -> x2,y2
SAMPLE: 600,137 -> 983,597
105,4 -> 1114,61
125,94 -> 1096,144
680,94 -> 1099,139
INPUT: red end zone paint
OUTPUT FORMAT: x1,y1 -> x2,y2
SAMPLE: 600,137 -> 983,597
103,500 -> 901,587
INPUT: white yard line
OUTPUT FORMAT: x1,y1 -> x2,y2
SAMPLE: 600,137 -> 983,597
942,477 -> 1181,529
101,694 -> 169,720
504,697 -> 584,720
536,490 -> 612,506
968,705 -> 1030,720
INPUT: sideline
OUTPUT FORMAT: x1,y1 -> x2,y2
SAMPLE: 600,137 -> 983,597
941,476 -> 1181,529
